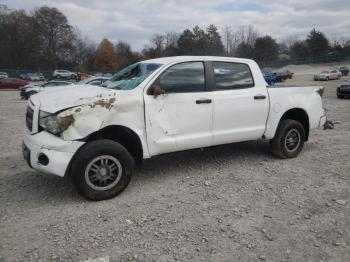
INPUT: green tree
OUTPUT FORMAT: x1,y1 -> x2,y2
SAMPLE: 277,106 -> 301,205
290,41 -> 310,61
236,42 -> 254,59
253,35 -> 279,62
306,28 -> 329,57
177,29 -> 195,55
206,24 -> 225,55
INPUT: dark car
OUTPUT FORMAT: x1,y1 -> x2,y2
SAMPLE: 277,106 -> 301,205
0,78 -> 29,89
337,80 -> 350,98
339,66 -> 349,76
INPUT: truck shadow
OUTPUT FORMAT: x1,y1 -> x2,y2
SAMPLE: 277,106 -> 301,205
136,140 -> 271,181
3,140 -> 272,204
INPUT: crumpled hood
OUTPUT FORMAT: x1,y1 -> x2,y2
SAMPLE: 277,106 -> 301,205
32,84 -> 118,113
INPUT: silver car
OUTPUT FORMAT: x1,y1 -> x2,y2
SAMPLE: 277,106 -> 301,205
0,72 -> 8,79
20,80 -> 73,99
314,69 -> 342,81
52,70 -> 77,80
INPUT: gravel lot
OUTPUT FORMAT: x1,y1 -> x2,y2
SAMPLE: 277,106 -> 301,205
0,71 -> 349,262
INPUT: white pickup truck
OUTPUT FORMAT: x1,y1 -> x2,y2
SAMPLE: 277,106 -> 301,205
23,56 -> 327,200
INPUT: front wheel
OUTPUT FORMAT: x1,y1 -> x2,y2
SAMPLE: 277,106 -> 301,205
70,139 -> 135,201
270,119 -> 305,159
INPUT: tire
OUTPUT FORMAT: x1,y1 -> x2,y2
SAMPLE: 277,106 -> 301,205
325,77 -> 329,81
56,74 -> 61,79
270,119 -> 305,159
26,91 -> 37,99
70,139 -> 135,201
70,74 -> 76,80
337,94 -> 344,99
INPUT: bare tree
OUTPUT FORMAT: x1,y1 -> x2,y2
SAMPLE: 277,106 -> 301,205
222,25 -> 233,55
32,6 -> 75,69
223,25 -> 259,56
150,34 -> 166,56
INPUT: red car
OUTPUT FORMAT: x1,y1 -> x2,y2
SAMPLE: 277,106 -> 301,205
0,78 -> 29,89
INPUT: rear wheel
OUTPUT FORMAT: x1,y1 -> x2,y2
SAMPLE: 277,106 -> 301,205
270,119 -> 305,159
56,74 -> 61,79
70,139 -> 135,201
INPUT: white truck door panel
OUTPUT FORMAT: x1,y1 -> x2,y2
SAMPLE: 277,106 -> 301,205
210,61 -> 269,145
145,93 -> 213,155
144,61 -> 213,156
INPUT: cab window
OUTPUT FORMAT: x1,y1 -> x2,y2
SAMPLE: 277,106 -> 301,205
212,62 -> 254,90
159,62 -> 205,93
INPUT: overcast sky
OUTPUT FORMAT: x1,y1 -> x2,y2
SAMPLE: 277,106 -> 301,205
3,0 -> 350,50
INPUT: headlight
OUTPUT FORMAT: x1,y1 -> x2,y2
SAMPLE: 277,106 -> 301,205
39,111 -> 74,135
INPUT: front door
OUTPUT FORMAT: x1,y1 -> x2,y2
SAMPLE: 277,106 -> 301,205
144,61 -> 213,156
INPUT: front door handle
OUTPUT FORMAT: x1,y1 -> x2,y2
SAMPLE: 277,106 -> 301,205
254,94 -> 266,100
196,98 -> 212,104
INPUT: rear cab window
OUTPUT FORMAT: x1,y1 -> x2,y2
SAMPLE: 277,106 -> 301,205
212,62 -> 254,90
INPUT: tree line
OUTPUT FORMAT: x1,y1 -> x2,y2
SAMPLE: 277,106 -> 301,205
1,4 -> 350,72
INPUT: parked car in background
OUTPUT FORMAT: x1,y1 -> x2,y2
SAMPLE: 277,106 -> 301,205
23,56 -> 327,200
94,72 -> 114,78
20,80 -> 73,99
30,73 -> 45,81
19,73 -> 28,80
337,80 -> 350,98
314,69 -> 341,81
276,68 -> 294,80
339,66 -> 349,76
78,76 -> 111,86
19,72 -> 45,81
52,70 -> 77,80
0,78 -> 28,89
77,72 -> 93,81
263,72 -> 277,85
0,72 -> 9,79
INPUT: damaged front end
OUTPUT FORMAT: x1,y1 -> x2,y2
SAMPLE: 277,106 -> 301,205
38,96 -> 118,139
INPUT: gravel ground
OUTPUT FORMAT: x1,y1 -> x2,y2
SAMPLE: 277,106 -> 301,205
0,72 -> 349,262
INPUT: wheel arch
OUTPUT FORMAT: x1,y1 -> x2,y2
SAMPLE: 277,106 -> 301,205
80,125 -> 144,164
279,108 -> 310,141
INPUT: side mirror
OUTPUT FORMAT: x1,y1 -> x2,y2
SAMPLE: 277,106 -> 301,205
150,84 -> 165,98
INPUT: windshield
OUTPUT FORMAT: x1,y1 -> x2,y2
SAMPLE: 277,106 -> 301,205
103,63 -> 162,90
321,71 -> 329,74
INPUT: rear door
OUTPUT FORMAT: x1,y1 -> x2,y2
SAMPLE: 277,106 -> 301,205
210,61 -> 269,145
144,61 -> 214,156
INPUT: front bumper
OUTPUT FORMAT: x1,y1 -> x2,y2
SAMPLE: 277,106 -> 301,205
22,130 -> 85,177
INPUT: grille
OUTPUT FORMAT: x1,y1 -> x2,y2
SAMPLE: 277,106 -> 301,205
26,106 -> 34,131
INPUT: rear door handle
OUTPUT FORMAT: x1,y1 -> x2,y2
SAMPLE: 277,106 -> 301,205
196,98 -> 212,104
254,94 -> 266,100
